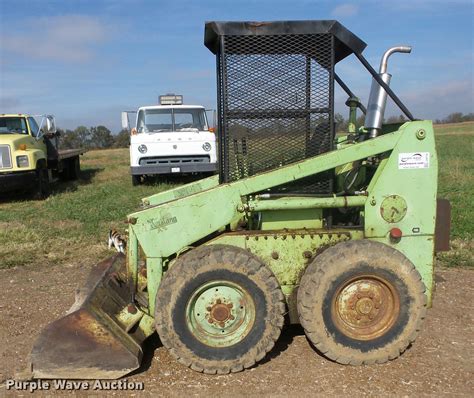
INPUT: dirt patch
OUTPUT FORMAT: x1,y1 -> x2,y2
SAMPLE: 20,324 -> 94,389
0,264 -> 472,397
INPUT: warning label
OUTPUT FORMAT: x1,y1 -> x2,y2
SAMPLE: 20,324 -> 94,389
398,152 -> 430,169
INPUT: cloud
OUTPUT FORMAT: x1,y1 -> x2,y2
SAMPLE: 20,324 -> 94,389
1,15 -> 109,63
331,4 -> 359,18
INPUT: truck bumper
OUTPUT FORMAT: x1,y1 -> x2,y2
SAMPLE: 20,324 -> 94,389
0,170 -> 36,193
131,163 -> 217,175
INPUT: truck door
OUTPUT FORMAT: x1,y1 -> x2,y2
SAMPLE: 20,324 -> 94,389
27,117 -> 50,161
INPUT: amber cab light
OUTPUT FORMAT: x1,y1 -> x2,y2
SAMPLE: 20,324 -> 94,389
19,144 -> 27,150
131,128 -> 137,136
208,127 -> 215,133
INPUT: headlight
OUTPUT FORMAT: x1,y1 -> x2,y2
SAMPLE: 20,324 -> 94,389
16,155 -> 29,168
202,142 -> 211,152
138,144 -> 147,154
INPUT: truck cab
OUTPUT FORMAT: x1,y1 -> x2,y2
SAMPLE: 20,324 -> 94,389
126,95 -> 217,185
0,114 -> 83,198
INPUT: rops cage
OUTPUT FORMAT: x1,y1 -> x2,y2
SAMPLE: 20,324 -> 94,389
205,20 -> 366,193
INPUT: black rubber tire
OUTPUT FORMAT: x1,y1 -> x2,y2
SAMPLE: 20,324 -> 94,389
297,240 -> 427,365
33,168 -> 50,199
131,175 -> 141,186
155,244 -> 285,374
68,156 -> 80,180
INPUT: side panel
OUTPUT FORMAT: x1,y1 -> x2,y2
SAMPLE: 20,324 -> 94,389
365,120 -> 437,302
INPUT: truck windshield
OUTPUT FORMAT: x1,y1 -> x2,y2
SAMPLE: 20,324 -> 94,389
0,117 -> 28,134
137,108 -> 207,133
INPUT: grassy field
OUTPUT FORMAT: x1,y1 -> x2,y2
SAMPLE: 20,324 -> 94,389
0,122 -> 472,269
435,122 -> 474,267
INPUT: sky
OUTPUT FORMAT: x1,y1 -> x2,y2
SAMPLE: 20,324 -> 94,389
0,0 -> 473,132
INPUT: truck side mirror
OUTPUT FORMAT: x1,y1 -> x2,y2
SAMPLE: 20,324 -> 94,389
121,112 -> 130,131
45,115 -> 57,134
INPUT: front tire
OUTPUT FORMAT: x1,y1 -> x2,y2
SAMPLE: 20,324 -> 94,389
131,175 -> 142,186
155,245 -> 285,374
33,168 -> 50,199
297,240 -> 427,365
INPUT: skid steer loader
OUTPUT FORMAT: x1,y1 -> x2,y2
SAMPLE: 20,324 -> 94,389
30,20 -> 450,379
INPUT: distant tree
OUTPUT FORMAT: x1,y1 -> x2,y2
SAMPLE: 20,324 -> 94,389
386,114 -> 407,124
462,113 -> 474,122
74,126 -> 91,148
334,113 -> 348,132
444,112 -> 464,124
59,129 -> 81,149
356,114 -> 365,129
386,116 -> 398,123
114,129 -> 130,148
90,125 -> 114,149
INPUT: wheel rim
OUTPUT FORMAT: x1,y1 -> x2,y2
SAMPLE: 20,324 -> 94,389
331,275 -> 400,341
186,281 -> 256,347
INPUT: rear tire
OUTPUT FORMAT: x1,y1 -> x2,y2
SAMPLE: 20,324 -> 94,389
68,156 -> 81,180
297,240 -> 426,365
155,245 -> 285,374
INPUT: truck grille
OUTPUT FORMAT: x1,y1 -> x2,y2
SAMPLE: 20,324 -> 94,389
139,155 -> 210,166
0,145 -> 12,169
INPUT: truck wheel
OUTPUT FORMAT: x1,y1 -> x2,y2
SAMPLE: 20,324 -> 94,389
131,175 -> 141,186
69,156 -> 81,180
155,245 -> 285,374
34,168 -> 50,199
297,240 -> 426,365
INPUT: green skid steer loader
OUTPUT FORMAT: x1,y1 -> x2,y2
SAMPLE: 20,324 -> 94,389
30,20 -> 450,379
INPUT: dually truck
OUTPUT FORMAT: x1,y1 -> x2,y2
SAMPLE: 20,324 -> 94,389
123,94 -> 217,185
0,114 -> 85,198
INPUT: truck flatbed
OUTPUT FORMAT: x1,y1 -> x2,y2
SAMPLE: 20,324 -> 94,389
58,148 -> 86,160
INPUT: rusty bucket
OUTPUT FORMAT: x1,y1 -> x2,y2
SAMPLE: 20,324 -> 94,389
30,254 -> 149,379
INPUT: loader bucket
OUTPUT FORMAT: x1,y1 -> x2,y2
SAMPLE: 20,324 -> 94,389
30,254 -> 148,379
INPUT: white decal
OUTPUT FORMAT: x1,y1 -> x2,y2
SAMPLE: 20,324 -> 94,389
398,152 -> 430,169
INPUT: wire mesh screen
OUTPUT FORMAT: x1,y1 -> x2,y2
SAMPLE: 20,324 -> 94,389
216,33 -> 335,193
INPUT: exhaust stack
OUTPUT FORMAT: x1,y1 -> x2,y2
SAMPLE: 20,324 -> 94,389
365,46 -> 412,138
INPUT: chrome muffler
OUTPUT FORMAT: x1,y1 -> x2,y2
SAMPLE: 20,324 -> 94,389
365,46 -> 412,138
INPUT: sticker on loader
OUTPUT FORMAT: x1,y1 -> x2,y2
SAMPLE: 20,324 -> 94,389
398,152 -> 430,169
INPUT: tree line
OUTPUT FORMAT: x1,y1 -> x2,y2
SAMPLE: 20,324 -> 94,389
58,126 -> 129,150
58,111 -> 473,150
335,111 -> 474,133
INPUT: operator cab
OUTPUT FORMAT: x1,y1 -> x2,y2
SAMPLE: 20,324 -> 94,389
136,106 -> 208,134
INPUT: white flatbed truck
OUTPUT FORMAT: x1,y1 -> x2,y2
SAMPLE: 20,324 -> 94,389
122,95 -> 217,185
